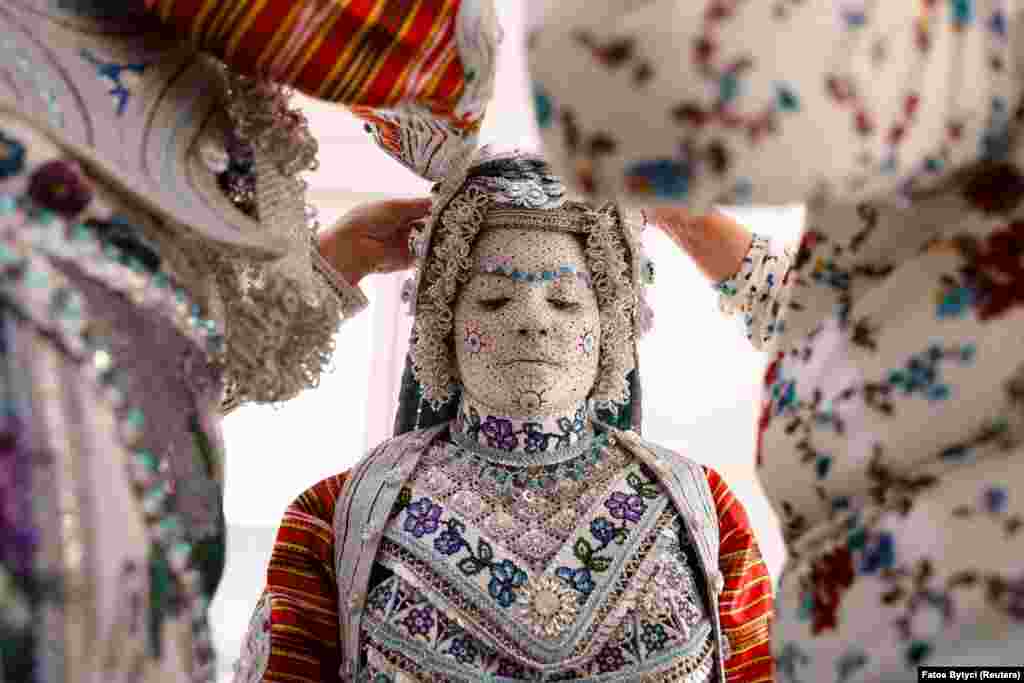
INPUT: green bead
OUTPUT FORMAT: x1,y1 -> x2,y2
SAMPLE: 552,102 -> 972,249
24,268 -> 49,289
0,243 -> 22,266
126,408 -> 144,428
152,272 -> 169,289
34,208 -> 56,226
70,224 -> 92,241
158,516 -> 183,537
134,449 -> 159,472
0,195 -> 16,215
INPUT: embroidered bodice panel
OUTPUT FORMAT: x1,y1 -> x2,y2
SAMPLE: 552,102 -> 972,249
360,436 -> 718,682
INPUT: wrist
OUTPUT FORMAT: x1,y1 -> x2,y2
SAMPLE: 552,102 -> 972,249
316,233 -> 365,287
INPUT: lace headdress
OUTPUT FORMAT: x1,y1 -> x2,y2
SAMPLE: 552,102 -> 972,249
400,147 -> 656,415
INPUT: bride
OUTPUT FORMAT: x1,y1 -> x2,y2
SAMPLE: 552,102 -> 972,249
233,150 -> 774,682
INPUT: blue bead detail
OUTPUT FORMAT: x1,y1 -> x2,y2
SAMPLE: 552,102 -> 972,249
0,133 -> 26,179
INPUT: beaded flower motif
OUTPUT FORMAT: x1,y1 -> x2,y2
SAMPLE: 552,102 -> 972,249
463,321 -> 489,355
518,574 -> 578,639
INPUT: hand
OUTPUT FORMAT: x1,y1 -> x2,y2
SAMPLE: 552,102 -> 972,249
317,198 -> 431,286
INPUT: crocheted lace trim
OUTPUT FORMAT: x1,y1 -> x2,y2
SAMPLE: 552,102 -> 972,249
409,168 -> 643,411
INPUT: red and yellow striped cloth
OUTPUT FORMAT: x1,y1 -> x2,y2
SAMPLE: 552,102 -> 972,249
146,0 -> 479,131
705,466 -> 776,683
254,466 -> 774,682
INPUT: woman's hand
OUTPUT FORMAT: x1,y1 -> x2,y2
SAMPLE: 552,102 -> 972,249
317,198 -> 431,286
646,207 -> 753,284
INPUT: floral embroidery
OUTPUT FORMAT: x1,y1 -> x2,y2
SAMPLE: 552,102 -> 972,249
480,415 -> 517,451
595,644 -> 627,674
954,221 -> 1024,321
798,544 -> 855,635
400,498 -> 528,609
446,636 -> 479,665
886,344 -> 975,402
487,559 -> 528,608
463,321 -> 489,355
458,403 -> 589,454
80,50 -> 148,116
434,519 -> 467,556
640,623 -> 669,652
604,491 -> 646,523
401,605 -> 435,637
404,497 -> 443,538
576,330 -> 595,355
556,469 -> 660,601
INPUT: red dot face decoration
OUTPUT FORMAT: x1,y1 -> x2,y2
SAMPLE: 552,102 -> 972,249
453,228 -> 600,417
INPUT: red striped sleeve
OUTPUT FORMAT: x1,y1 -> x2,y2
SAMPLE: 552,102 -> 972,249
263,473 -> 348,682
704,466 -> 776,683
147,0 -> 478,130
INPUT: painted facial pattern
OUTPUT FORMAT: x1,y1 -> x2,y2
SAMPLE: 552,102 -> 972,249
453,228 -> 601,417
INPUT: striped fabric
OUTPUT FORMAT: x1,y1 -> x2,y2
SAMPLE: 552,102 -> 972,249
255,467 -> 774,682
147,0 -> 479,130
262,473 -> 347,682
705,467 -> 776,683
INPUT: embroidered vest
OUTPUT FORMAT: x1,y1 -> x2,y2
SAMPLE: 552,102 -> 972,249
333,424 -> 728,682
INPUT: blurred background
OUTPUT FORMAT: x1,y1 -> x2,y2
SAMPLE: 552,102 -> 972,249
209,4 -> 804,680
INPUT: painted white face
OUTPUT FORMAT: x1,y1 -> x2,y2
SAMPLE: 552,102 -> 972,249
453,228 -> 601,417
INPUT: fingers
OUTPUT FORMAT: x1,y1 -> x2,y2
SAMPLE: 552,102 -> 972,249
376,197 -> 432,223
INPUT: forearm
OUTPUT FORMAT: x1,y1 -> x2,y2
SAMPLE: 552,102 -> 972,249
648,208 -> 753,285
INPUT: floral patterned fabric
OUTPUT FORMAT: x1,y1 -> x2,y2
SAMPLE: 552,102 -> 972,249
526,1 -> 1024,678
723,202 -> 1024,680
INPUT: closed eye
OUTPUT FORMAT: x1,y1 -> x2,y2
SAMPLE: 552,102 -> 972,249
549,299 -> 581,312
477,297 -> 511,312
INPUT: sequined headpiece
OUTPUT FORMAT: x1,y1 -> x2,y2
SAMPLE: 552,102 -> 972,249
402,147 -> 655,411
